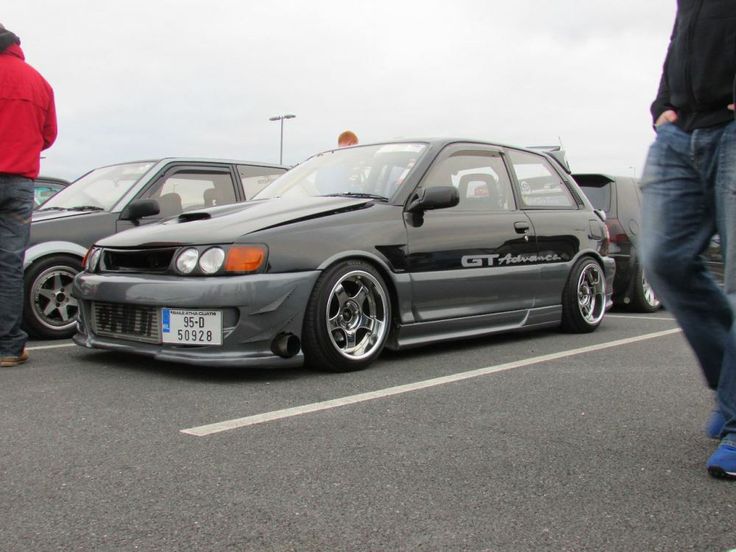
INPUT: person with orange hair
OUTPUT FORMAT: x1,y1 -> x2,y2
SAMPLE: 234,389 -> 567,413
337,130 -> 358,147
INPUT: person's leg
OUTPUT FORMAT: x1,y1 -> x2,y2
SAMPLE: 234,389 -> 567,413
640,124 -> 733,391
0,175 -> 34,360
707,121 -> 736,477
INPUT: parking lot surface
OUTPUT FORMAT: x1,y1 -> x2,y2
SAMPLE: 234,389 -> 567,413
1,313 -> 734,551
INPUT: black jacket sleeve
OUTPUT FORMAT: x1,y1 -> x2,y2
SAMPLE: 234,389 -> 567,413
650,16 -> 679,125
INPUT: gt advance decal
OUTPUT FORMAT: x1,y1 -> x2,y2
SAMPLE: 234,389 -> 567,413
461,253 -> 563,267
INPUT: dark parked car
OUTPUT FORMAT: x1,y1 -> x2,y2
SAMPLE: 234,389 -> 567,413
34,176 -> 69,208
25,157 -> 287,339
574,173 -> 724,312
73,139 -> 615,372
573,173 -> 660,312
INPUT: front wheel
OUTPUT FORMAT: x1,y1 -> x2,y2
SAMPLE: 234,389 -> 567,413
561,257 -> 606,333
23,255 -> 82,339
302,260 -> 391,372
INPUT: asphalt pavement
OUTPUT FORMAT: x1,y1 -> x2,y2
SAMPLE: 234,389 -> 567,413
1,312 -> 734,551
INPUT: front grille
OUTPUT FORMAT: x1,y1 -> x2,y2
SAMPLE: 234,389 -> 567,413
102,247 -> 177,273
91,301 -> 161,344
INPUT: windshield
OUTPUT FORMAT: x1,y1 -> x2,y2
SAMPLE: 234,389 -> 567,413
40,161 -> 156,211
254,143 -> 427,201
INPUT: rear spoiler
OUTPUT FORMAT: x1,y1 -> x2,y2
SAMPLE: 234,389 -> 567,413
571,173 -> 616,186
527,145 -> 571,174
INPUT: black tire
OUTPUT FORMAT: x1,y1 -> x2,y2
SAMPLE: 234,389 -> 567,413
23,255 -> 82,339
302,260 -> 391,372
628,263 -> 661,313
561,257 -> 606,333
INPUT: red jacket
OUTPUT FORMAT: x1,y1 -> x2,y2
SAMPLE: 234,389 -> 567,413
0,44 -> 57,179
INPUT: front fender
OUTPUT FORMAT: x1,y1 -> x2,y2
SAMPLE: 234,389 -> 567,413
24,241 -> 88,270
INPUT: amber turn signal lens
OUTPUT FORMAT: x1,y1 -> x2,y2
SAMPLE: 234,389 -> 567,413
225,246 -> 266,273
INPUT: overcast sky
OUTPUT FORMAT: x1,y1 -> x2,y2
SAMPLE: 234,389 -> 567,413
5,1 -> 676,180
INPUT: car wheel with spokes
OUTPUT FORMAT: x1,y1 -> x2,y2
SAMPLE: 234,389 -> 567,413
629,264 -> 661,312
23,255 -> 81,339
302,260 -> 391,372
561,257 -> 606,333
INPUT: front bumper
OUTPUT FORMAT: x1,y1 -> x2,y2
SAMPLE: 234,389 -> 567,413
72,270 -> 321,367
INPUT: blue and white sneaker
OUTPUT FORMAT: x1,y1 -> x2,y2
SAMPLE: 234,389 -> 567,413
707,442 -> 736,480
706,410 -> 726,439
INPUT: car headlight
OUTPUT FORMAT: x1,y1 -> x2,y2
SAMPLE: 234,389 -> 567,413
83,247 -> 102,272
224,245 -> 268,274
176,248 -> 200,274
199,247 -> 225,274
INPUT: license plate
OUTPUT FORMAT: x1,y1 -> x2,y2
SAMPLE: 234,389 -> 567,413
161,308 -> 222,345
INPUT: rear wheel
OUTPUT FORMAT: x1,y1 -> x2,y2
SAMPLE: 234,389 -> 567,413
23,255 -> 82,339
302,260 -> 391,372
629,264 -> 661,312
561,257 -> 606,333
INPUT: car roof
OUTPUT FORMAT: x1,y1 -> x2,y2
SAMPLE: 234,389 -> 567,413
328,137 -> 572,159
35,176 -> 70,185
336,138 -> 574,175
347,137 -> 538,149
82,158 -> 289,172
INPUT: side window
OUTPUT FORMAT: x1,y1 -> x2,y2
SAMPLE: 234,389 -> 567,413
421,152 -> 515,212
238,165 -> 287,198
144,170 -> 237,217
508,150 -> 576,209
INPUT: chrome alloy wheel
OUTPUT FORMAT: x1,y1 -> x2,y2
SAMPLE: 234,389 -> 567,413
576,262 -> 606,326
325,269 -> 389,360
31,266 -> 79,331
641,273 -> 661,309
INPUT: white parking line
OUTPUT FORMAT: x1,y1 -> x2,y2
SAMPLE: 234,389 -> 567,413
607,314 -> 676,321
181,328 -> 683,437
27,343 -> 76,351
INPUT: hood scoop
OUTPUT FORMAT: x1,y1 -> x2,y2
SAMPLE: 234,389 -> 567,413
178,212 -> 212,223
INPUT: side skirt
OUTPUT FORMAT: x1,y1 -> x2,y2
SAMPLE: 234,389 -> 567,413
386,305 -> 561,351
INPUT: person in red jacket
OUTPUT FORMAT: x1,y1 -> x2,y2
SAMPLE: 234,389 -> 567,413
0,23 -> 57,367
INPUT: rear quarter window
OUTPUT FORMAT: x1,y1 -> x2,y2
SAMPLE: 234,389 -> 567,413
579,183 -> 611,212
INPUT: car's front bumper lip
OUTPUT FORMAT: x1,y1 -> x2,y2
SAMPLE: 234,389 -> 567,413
72,270 -> 321,367
72,331 -> 304,368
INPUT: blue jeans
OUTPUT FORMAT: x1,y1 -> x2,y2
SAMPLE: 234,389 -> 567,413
0,175 -> 33,356
640,120 -> 736,446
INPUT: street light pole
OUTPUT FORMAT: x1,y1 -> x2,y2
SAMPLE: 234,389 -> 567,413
268,114 -> 296,165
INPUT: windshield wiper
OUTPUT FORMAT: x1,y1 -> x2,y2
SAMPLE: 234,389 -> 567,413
324,192 -> 388,201
66,205 -> 105,212
37,206 -> 69,212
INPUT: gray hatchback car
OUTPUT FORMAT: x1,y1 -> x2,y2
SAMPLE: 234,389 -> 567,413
26,158 -> 287,339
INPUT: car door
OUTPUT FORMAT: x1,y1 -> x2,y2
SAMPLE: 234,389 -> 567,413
405,144 -> 539,322
505,147 -> 590,308
116,163 -> 240,232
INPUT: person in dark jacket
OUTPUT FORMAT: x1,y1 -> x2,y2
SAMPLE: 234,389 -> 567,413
0,23 -> 57,367
639,0 -> 736,479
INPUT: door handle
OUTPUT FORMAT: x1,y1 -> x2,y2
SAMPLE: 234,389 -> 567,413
513,221 -> 530,234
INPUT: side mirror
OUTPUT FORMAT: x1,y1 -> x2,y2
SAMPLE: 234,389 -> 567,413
119,199 -> 160,223
406,186 -> 459,213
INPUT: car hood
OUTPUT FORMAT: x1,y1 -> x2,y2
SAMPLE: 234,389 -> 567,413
97,196 -> 376,247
